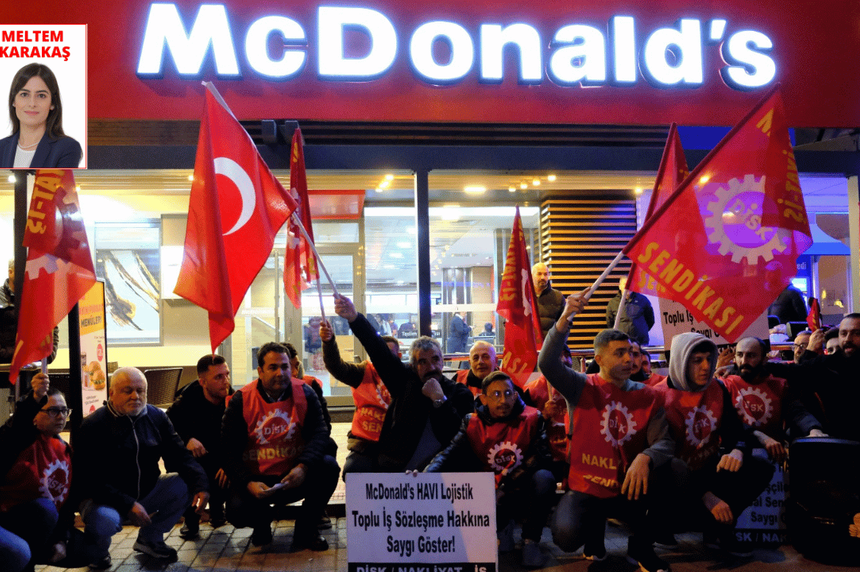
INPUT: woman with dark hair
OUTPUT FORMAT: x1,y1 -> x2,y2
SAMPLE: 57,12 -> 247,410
0,372 -> 73,572
0,63 -> 82,168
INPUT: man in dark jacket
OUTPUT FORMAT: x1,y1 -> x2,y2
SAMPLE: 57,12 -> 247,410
167,354 -> 233,539
532,263 -> 564,340
426,371 -> 555,568
221,342 -> 339,551
334,294 -> 474,472
606,276 -> 655,345
75,367 -> 209,567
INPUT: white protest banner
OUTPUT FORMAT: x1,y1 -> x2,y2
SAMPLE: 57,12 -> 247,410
659,299 -> 769,346
347,472 -> 497,572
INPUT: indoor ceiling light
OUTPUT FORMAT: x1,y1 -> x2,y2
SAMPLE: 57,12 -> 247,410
508,185 -> 516,192
532,178 -> 541,186
520,181 -> 528,189
547,174 -> 557,182
384,173 -> 394,181
634,187 -> 643,195
464,185 -> 486,194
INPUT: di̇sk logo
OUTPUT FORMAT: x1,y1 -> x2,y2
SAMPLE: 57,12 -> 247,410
601,402 -> 637,447
487,441 -> 523,474
684,405 -> 717,446
736,387 -> 773,426
40,459 -> 70,504
254,408 -> 295,445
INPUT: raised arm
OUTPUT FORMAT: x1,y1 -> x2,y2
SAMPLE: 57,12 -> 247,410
320,319 -> 367,388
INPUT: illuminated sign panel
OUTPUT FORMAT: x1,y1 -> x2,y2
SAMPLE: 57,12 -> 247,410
136,3 -> 777,90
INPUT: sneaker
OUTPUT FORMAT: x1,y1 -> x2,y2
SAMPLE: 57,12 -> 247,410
290,531 -> 329,552
521,540 -> 546,568
251,525 -> 273,547
627,539 -> 670,572
497,520 -> 515,552
88,554 -> 111,569
179,520 -> 200,540
133,538 -> 178,560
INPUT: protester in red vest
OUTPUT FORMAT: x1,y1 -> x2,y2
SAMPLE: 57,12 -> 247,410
653,333 -> 773,558
538,292 -> 674,572
319,320 -> 395,477
221,342 -> 339,551
0,373 -> 71,572
455,340 -> 498,397
524,343 -> 572,481
426,371 -> 555,568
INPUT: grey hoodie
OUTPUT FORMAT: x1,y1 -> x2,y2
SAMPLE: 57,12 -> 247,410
668,332 -> 717,392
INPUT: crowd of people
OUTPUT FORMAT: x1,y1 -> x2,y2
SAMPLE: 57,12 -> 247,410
1,285 -> 858,572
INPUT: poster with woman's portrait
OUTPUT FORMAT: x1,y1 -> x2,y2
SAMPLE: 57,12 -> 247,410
0,25 -> 86,169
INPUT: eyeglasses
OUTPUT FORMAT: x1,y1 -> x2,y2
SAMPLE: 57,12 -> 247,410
40,407 -> 72,418
793,343 -> 808,350
487,389 -> 514,401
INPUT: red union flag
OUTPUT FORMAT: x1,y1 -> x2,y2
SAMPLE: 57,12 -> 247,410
626,123 -> 688,297
284,128 -> 318,309
623,86 -> 812,343
10,170 -> 96,383
174,85 -> 297,352
496,207 -> 542,388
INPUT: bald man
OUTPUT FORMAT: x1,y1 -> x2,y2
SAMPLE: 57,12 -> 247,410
532,262 -> 564,340
76,367 -> 209,567
455,340 -> 499,396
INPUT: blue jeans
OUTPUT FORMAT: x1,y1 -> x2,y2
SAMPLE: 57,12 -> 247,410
82,473 -> 189,560
0,498 -> 59,572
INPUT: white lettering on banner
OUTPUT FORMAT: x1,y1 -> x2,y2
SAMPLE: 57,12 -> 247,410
136,2 -> 778,90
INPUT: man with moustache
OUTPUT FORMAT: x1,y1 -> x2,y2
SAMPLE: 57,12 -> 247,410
167,355 -> 233,538
532,262 -> 565,340
75,368 -> 209,567
455,340 -> 499,397
221,342 -> 338,551
334,294 -> 474,471
767,314 -> 860,442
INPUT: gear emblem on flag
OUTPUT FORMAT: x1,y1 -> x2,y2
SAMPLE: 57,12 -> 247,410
704,174 -> 790,265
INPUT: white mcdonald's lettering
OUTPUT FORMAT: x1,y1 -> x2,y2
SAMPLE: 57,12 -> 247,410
136,2 -> 778,90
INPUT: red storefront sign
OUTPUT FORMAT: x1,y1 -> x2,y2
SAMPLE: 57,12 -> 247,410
2,0 -> 860,127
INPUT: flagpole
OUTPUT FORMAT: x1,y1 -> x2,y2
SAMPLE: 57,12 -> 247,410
585,251 -> 625,302
614,291 -> 629,329
291,212 -> 340,297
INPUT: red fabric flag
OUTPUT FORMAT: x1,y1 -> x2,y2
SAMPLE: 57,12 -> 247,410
10,170 -> 97,383
174,85 -> 297,352
806,297 -> 821,331
496,207 -> 543,388
623,86 -> 812,343
284,128 -> 318,309
626,123 -> 689,297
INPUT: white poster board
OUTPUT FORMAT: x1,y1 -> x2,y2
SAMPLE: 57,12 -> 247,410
659,299 -> 769,346
347,472 -> 497,572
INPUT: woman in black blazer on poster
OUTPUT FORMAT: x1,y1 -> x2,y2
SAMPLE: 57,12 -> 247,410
0,63 -> 81,169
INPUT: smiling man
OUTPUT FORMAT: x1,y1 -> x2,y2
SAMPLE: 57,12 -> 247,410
455,340 -> 498,396
538,291 -> 673,572
333,294 -> 474,472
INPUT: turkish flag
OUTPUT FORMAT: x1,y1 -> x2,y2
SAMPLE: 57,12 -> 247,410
626,123 -> 689,297
284,128 -> 318,309
806,297 -> 821,331
10,170 -> 96,383
174,85 -> 297,352
496,207 -> 542,388
623,86 -> 812,343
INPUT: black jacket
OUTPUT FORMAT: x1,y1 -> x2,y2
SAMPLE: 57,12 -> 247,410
75,403 -> 208,516
349,312 -> 475,470
0,132 -> 82,169
606,290 -> 655,345
536,284 -> 564,340
167,381 -> 229,467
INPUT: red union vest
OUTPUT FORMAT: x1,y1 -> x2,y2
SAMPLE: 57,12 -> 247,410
456,369 -> 482,396
568,375 -> 661,498
465,405 -> 541,485
723,374 -> 786,438
0,434 -> 71,512
656,379 -> 724,471
350,362 -> 391,442
240,379 -> 307,477
524,375 -> 569,461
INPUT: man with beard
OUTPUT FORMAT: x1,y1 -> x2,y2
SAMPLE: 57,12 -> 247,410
532,263 -> 564,340
334,294 -> 474,471
766,314 -> 860,442
455,341 -> 499,397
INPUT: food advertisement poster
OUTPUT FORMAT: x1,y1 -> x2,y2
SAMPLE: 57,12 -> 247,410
79,281 -> 107,417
